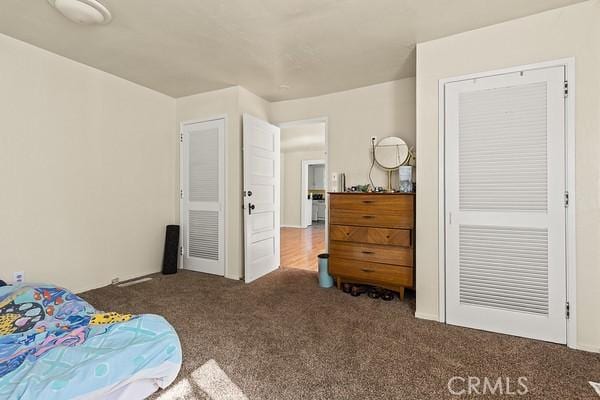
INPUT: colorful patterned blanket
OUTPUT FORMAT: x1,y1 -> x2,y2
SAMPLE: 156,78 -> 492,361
0,284 -> 182,399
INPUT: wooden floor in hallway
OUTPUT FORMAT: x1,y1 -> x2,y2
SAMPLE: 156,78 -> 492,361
280,223 -> 325,271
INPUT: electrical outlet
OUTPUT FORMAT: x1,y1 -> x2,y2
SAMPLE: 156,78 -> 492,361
13,271 -> 24,284
111,278 -> 120,285
370,136 -> 377,144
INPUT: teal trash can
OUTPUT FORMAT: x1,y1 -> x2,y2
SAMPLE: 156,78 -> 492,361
318,253 -> 333,288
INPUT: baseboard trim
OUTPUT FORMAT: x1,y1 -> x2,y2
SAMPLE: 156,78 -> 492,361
281,224 -> 304,229
414,311 -> 440,322
74,270 -> 159,294
574,343 -> 600,353
225,272 -> 241,281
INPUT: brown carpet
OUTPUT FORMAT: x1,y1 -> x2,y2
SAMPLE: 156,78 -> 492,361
80,269 -> 600,399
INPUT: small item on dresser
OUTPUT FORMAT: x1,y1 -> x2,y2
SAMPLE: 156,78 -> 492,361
348,184 -> 370,193
399,166 -> 413,193
339,173 -> 346,192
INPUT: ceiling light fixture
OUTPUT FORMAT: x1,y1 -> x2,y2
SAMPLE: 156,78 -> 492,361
48,0 -> 112,25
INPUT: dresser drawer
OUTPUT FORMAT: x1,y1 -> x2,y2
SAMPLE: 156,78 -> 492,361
330,194 -> 414,214
330,225 -> 411,247
329,240 -> 413,266
330,209 -> 414,229
329,256 -> 413,287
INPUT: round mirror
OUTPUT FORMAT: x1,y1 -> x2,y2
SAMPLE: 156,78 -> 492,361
374,136 -> 409,170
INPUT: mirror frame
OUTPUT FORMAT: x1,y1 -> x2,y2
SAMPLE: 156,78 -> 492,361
374,136 -> 410,170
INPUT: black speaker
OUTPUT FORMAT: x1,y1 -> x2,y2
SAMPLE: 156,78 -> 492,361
162,225 -> 180,275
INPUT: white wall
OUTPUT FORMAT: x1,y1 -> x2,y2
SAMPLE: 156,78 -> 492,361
270,78 -> 416,189
415,0 -> 600,351
0,37 -> 417,286
0,35 -> 272,289
281,150 -> 327,227
0,34 -> 177,293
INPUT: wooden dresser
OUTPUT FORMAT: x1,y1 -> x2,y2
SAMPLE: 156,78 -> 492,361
328,192 -> 415,300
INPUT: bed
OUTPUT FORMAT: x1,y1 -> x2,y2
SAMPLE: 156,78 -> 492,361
0,283 -> 182,399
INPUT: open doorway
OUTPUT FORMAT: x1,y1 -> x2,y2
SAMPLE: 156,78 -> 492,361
279,118 -> 328,271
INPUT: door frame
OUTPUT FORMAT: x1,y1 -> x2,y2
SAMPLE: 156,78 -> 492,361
300,159 -> 326,228
437,58 -> 576,348
278,117 -> 330,248
179,115 -> 228,275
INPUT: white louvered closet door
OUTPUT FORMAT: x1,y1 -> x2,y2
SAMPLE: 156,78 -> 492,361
181,118 -> 225,276
445,66 -> 566,343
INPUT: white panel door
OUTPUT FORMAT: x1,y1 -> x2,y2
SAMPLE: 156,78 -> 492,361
181,118 -> 225,276
445,66 -> 567,343
243,114 -> 280,283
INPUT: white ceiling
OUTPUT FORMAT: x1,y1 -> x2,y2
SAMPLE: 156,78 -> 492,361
281,122 -> 326,153
0,0 -> 584,100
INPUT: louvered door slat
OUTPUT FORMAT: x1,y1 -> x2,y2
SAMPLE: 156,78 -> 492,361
189,210 -> 219,260
459,225 -> 548,315
458,82 -> 548,213
189,128 -> 219,202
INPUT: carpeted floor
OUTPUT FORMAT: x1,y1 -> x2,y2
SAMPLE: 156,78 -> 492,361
80,269 -> 600,399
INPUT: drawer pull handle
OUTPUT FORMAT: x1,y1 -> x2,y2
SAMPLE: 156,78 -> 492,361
361,268 -> 374,273
362,200 -> 374,204
361,251 -> 375,255
362,215 -> 375,219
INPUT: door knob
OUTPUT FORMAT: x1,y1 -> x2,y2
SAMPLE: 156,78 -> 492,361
248,203 -> 255,215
